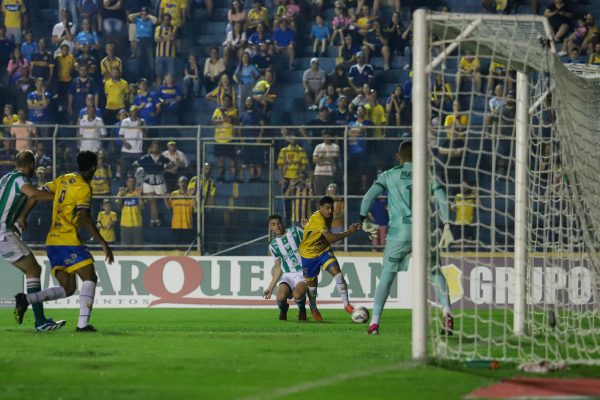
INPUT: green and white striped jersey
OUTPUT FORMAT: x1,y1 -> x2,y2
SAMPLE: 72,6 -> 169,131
268,226 -> 304,273
0,170 -> 30,240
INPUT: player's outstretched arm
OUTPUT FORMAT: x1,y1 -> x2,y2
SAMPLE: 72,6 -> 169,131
263,260 -> 283,300
15,184 -> 56,233
359,183 -> 385,221
322,222 -> 361,244
79,208 -> 115,264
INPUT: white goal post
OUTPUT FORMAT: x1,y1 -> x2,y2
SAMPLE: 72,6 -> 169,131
411,9 -> 600,364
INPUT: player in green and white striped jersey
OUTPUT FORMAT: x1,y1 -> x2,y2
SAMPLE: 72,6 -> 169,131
263,214 -> 310,321
0,150 -> 65,331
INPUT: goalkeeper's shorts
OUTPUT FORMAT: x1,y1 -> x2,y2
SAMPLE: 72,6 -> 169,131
383,240 -> 412,272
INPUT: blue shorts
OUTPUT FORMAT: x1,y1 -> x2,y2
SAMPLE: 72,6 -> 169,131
47,245 -> 94,276
301,251 -> 338,282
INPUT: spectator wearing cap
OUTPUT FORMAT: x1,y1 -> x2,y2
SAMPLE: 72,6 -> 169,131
233,51 -> 260,112
78,106 -> 107,154
133,78 -> 161,126
348,51 -> 374,94
162,140 -> 190,190
158,73 -> 182,124
119,104 -> 146,179
100,43 -> 123,83
10,109 -> 36,151
154,13 -> 177,86
128,6 -> 157,79
68,63 -> 99,124
168,176 -> 196,247
26,78 -> 51,136
273,18 -> 295,70
97,199 -> 118,244
34,165 -> 47,187
104,68 -> 129,126
239,97 -> 266,182
136,140 -> 175,227
303,57 -> 326,111
212,94 -> 239,182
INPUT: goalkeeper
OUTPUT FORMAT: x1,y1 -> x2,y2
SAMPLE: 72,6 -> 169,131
359,141 -> 455,335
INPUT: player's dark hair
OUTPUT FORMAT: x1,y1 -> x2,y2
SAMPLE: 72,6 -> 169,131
267,214 -> 283,224
15,149 -> 35,167
398,140 -> 412,159
319,196 -> 334,206
77,150 -> 98,172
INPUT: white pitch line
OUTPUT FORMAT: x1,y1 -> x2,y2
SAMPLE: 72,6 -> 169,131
240,361 -> 420,400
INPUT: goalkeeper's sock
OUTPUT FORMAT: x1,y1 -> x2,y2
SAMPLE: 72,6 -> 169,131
431,272 -> 451,315
307,286 -> 318,311
78,281 -> 96,329
294,297 -> 306,313
333,273 -> 349,306
26,278 -> 46,326
371,270 -> 397,324
26,286 -> 66,304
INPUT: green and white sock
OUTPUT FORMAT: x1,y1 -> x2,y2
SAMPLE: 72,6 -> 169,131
307,286 -> 318,312
26,278 -> 46,326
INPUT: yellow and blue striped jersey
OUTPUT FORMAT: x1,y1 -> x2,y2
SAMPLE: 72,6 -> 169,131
154,25 -> 177,58
44,173 -> 92,246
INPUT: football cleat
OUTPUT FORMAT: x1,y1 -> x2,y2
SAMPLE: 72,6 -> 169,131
311,309 -> 323,321
76,325 -> 97,332
35,319 -> 67,332
14,293 -> 29,324
367,323 -> 379,335
298,310 -> 307,321
344,304 -> 355,314
441,314 -> 454,336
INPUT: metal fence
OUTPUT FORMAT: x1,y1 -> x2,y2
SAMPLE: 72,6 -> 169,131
0,124 -> 412,254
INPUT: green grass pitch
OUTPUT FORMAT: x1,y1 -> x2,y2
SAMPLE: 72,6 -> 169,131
1,308 -> 599,400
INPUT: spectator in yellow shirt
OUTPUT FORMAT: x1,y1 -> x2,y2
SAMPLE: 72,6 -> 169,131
91,150 -> 112,212
159,0 -> 187,29
443,100 -> 469,138
364,89 -> 387,137
188,162 -> 216,208
2,104 -> 18,139
1,0 -> 26,44
277,134 -> 308,185
168,176 -> 196,247
246,0 -> 269,34
97,199 -> 118,244
211,94 -> 239,182
100,43 -> 123,82
104,68 -> 129,125
456,49 -> 482,93
55,44 -> 75,104
451,181 -> 477,241
116,175 -> 144,247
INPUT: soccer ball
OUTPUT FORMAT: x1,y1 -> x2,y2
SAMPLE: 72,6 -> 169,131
351,306 -> 370,324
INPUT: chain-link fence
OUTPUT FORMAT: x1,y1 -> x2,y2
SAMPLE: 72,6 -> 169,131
0,124 -> 410,254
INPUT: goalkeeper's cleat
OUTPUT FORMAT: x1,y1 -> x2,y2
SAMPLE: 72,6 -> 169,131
298,310 -> 307,321
367,323 -> 379,335
35,319 -> 66,332
76,325 -> 97,332
311,309 -> 323,321
14,293 -> 28,324
344,304 -> 355,314
441,313 -> 454,336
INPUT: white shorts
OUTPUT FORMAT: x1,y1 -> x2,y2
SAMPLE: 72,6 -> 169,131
279,272 -> 306,296
143,182 -> 167,195
0,232 -> 32,263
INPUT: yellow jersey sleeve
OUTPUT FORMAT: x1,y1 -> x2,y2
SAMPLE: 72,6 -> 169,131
75,183 -> 92,210
298,212 -> 331,258
44,179 -> 58,193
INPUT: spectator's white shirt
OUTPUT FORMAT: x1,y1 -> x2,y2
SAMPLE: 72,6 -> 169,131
119,118 -> 145,154
52,22 -> 76,56
162,149 -> 189,174
78,116 -> 106,153
313,142 -> 340,176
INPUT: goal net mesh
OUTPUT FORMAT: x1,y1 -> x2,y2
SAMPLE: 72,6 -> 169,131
425,12 -> 600,364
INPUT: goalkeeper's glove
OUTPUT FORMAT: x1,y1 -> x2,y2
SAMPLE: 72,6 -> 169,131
438,223 -> 454,249
362,219 -> 379,240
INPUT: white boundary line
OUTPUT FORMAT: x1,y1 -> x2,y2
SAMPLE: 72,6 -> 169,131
240,361 -> 420,400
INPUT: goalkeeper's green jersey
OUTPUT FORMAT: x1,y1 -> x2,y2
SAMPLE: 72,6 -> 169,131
360,162 -> 449,242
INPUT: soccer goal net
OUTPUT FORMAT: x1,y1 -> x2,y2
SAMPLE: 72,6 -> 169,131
411,10 -> 600,365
